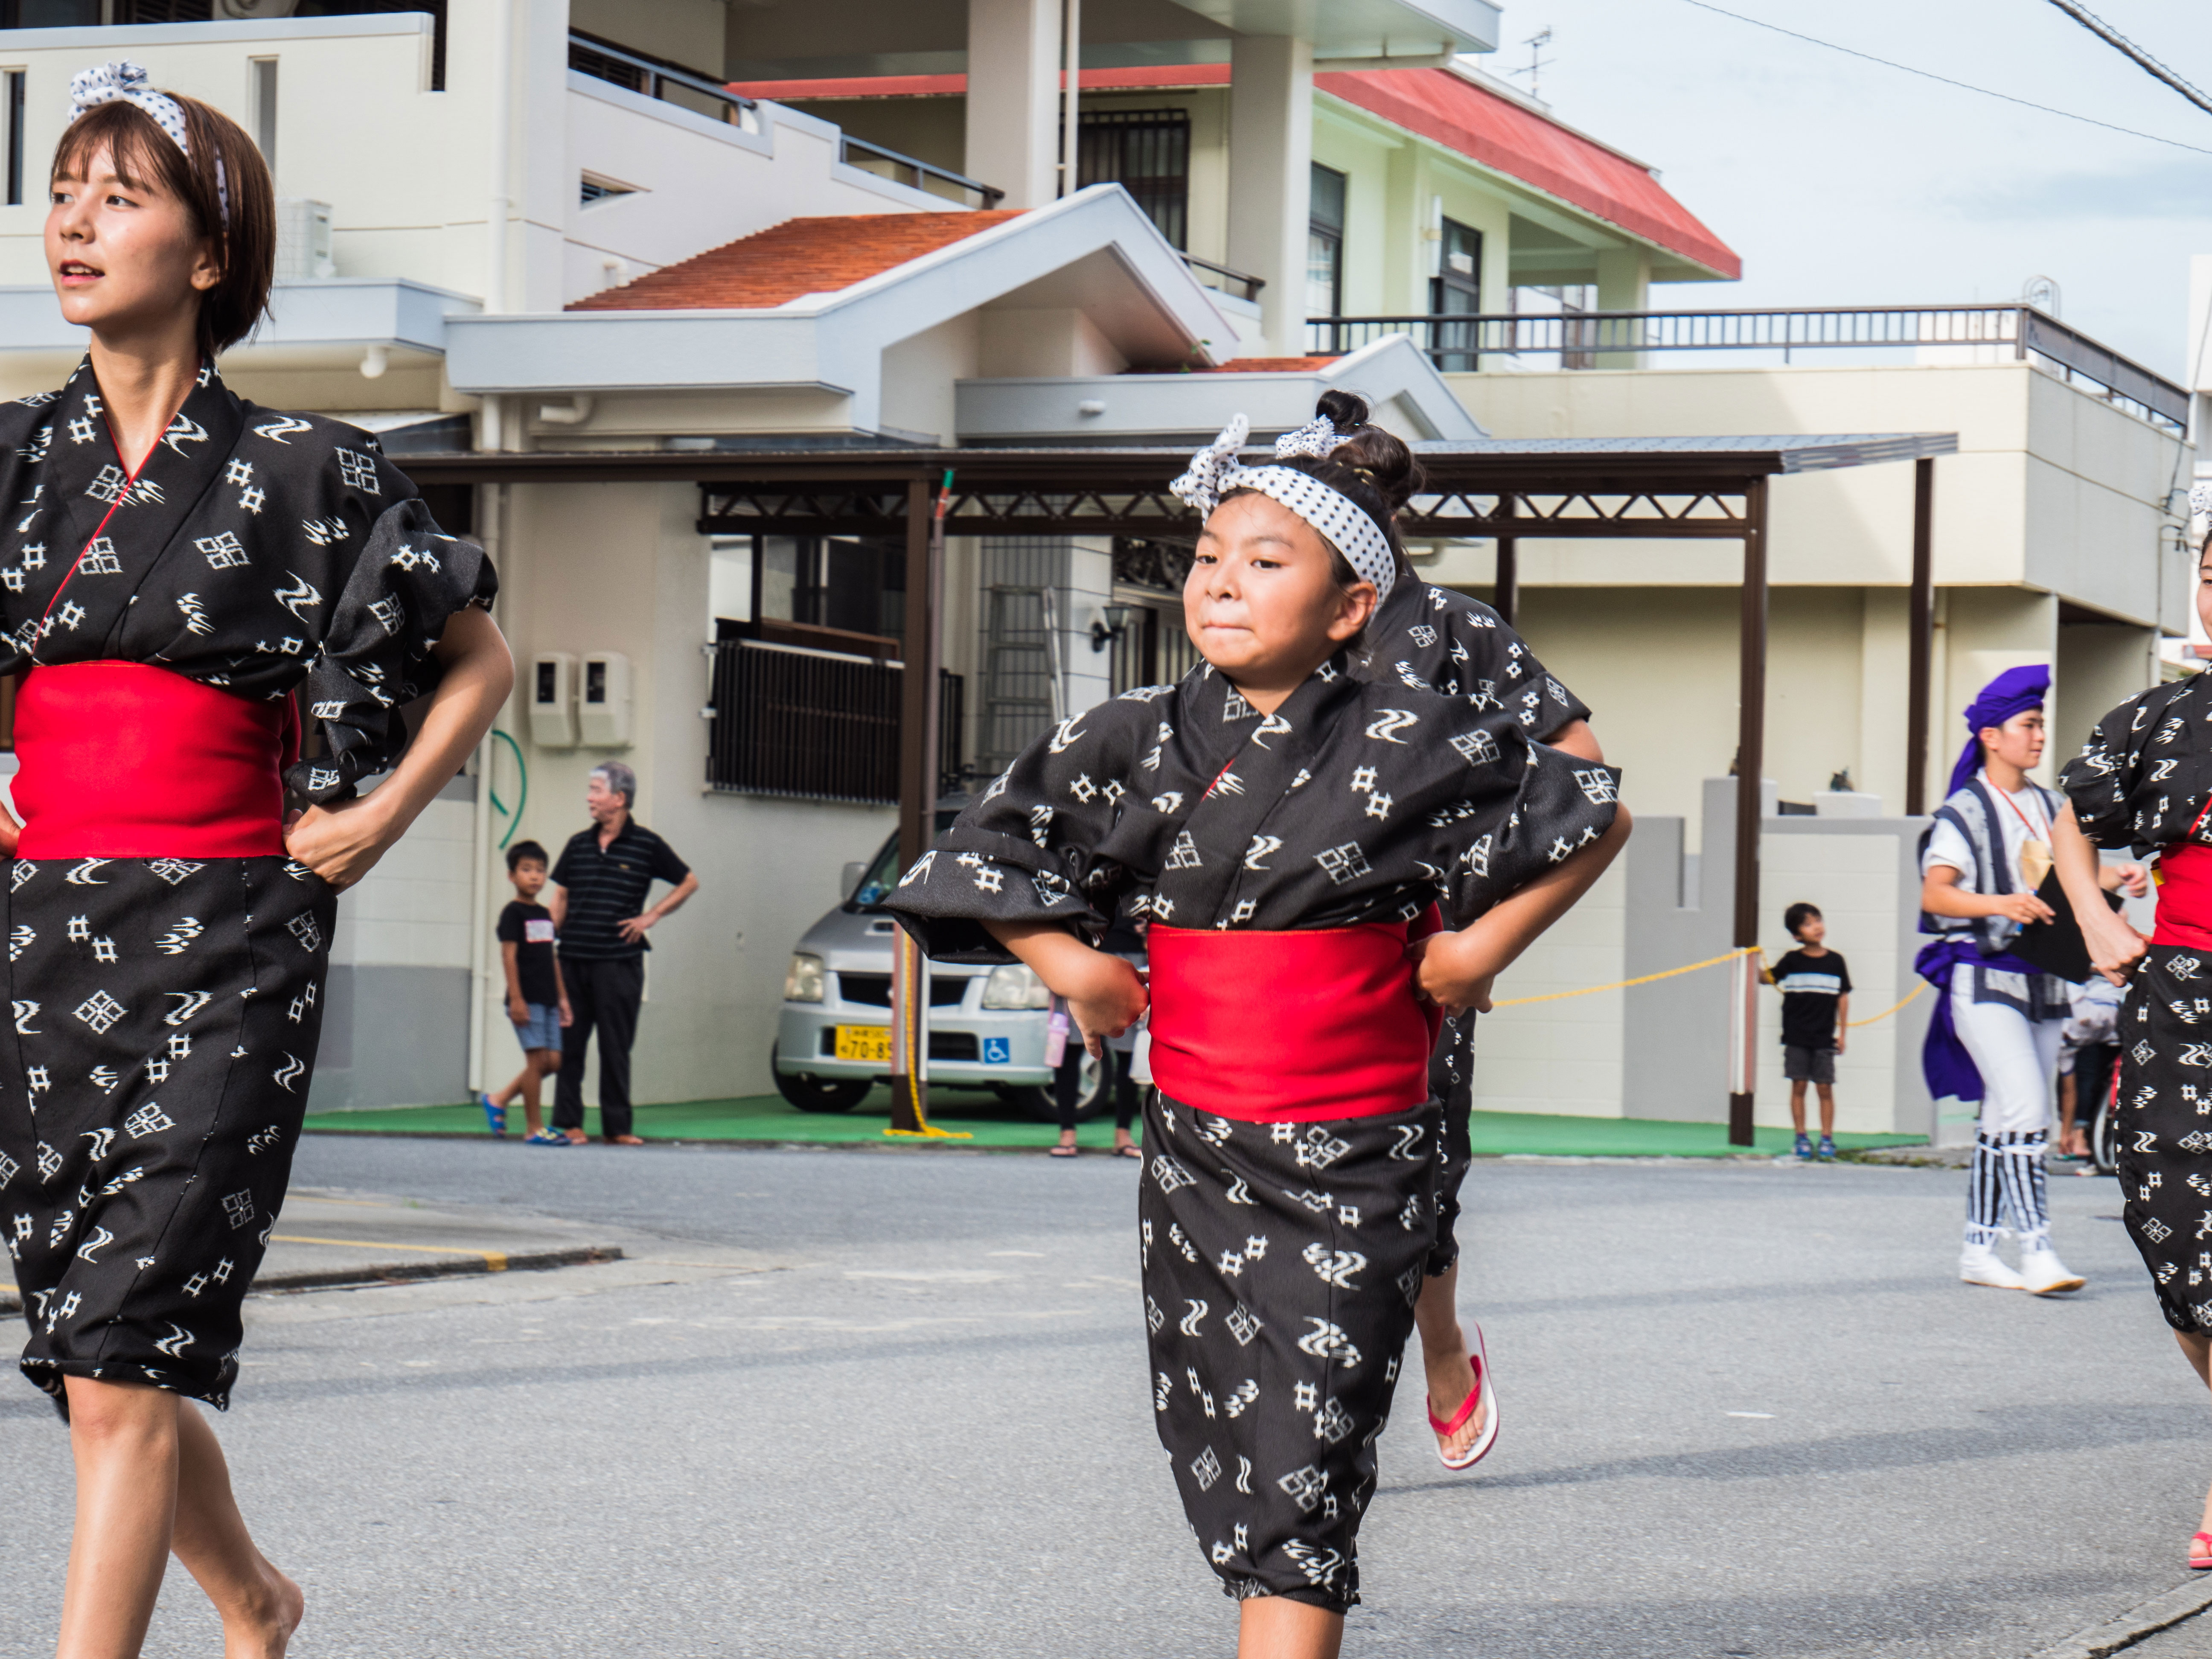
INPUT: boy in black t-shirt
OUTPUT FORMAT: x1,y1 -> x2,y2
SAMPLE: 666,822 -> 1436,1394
480,840 -> 573,1144
1770,902 -> 1852,1162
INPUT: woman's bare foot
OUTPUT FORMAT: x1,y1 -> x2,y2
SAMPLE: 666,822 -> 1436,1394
1421,1327 -> 1491,1463
224,1563 -> 302,1659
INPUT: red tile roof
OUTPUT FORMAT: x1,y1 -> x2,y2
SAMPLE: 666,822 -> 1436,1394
568,210 -> 1024,311
1316,70 -> 1740,279
1201,357 -> 1342,373
731,65 -> 1738,281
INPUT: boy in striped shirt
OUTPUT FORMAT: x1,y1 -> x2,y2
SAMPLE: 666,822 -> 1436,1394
1771,902 -> 1851,1161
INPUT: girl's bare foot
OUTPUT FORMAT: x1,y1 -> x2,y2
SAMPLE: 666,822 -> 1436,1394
225,1564 -> 302,1659
1421,1328 -> 1491,1463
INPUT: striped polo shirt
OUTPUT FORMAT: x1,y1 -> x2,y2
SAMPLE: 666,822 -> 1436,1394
550,819 -> 692,961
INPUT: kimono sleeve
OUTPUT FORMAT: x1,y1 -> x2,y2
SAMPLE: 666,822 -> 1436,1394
2058,685 -> 2162,850
286,491 -> 498,803
885,699 -> 1154,963
1382,588 -> 1591,741
1437,722 -> 1621,920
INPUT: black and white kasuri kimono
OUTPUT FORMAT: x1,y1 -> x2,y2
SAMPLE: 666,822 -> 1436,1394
0,357 -> 494,1412
2060,674 -> 2212,1332
1352,579 -> 1590,1277
889,657 -> 1618,1611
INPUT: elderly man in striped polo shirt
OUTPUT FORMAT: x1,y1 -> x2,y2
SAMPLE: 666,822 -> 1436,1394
546,762 -> 700,1145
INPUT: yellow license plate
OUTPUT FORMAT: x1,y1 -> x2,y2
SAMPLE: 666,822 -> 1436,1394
833,1025 -> 893,1063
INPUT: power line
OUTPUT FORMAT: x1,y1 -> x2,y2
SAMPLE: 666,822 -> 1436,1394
1672,0 -> 2212,155
2040,0 -> 2212,119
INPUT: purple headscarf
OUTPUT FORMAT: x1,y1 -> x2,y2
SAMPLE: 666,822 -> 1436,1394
1947,664 -> 2049,798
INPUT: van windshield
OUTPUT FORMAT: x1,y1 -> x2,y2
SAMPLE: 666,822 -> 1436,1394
848,810 -> 960,910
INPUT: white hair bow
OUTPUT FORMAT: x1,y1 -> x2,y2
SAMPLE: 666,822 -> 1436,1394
2192,482 -> 2212,544
1169,413 -> 1249,515
1272,413 -> 1342,462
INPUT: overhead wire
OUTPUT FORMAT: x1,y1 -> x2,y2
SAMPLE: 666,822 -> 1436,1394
1671,0 -> 2212,156
2039,0 -> 2212,119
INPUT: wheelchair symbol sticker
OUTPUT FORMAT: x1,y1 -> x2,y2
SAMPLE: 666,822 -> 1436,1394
982,1036 -> 1011,1064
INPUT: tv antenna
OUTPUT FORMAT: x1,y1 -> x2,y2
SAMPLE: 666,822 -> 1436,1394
1507,28 -> 1554,101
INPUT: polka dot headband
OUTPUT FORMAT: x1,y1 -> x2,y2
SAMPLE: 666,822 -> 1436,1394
68,61 -> 227,224
1171,413 -> 1399,599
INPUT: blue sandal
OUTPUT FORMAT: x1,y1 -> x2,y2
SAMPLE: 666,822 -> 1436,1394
523,1128 -> 568,1146
478,1092 -> 506,1138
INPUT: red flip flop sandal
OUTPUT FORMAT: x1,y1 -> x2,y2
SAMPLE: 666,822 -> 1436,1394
2191,1531 -> 2212,1570
1426,1322 -> 1502,1471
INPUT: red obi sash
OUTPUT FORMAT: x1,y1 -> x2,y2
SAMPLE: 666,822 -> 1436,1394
12,662 -> 297,858
1145,909 -> 1445,1123
2155,842 -> 2212,950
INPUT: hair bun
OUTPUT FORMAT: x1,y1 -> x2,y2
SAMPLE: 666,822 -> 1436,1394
1310,389 -> 1421,515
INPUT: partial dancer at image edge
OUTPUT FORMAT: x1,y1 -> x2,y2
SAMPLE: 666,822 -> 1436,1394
0,65 -> 513,1659
888,404 -> 1626,1652
2054,496 -> 2212,1569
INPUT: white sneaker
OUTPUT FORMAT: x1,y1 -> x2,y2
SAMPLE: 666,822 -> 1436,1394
2018,1247 -> 2085,1295
1960,1243 -> 2026,1289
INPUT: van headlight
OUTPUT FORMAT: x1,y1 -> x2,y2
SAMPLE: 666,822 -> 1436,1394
783,952 -> 826,1003
981,963 -> 1051,1010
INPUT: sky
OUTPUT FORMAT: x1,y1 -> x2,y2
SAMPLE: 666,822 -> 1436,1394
1467,0 -> 2212,379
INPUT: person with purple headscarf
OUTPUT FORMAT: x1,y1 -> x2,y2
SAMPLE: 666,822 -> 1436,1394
1916,665 -> 2145,1296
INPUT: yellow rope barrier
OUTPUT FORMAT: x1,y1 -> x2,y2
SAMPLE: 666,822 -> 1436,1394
1488,943 -> 1930,1027
1843,980 -> 1927,1028
1487,946 -> 1760,1007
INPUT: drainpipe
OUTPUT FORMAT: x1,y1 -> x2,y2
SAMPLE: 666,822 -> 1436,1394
485,0 -> 513,317
1059,0 -> 1080,198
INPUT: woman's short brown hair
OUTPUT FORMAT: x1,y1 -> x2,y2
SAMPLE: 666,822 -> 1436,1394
51,92 -> 275,359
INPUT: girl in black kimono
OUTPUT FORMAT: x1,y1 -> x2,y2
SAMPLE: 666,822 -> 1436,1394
889,410 -> 1628,1656
2055,501 -> 2212,1567
4,66 -> 512,1656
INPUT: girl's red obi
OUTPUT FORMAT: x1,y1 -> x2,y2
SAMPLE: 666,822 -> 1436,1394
1145,909 -> 1445,1123
2154,843 -> 2212,950
12,661 -> 297,858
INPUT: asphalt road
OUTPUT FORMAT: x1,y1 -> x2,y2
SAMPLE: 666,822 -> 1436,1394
0,1139 -> 2205,1659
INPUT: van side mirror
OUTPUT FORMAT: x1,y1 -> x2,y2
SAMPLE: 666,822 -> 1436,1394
841,862 -> 867,901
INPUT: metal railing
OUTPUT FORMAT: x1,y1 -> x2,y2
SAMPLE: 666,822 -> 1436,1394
1181,253 -> 1265,303
569,29 -> 756,127
707,639 -> 963,805
838,135 -> 1005,208
1306,304 -> 2190,433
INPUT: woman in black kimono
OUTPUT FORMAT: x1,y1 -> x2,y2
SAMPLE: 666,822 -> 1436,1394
2055,501 -> 2212,1567
1336,389 -> 1605,1470
889,411 -> 1627,1656
3,67 -> 512,1655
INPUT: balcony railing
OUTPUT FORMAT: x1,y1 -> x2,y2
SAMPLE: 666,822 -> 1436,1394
707,640 -> 964,805
837,135 -> 1005,209
1181,253 -> 1265,304
570,29 -> 756,128
1306,305 -> 2190,434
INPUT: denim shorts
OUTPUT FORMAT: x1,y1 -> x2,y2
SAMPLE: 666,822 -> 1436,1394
513,1002 -> 562,1052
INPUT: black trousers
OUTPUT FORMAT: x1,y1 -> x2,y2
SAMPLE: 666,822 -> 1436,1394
553,955 -> 643,1139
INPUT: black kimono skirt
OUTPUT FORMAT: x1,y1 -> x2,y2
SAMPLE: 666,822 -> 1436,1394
0,358 -> 494,1410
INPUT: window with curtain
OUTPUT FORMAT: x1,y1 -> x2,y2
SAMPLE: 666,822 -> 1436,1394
1429,218 -> 1483,370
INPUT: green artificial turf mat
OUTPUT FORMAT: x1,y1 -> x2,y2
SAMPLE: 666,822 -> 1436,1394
304,1091 -> 1925,1158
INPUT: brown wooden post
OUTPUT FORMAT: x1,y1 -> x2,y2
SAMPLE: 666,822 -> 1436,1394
1729,475 -> 1769,1147
1493,495 -> 1517,628
888,476 -> 946,1136
1905,457 -> 1936,817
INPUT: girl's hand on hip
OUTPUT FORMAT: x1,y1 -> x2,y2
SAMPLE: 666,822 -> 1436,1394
283,796 -> 396,891
1409,927 -> 1506,1016
2082,908 -> 2149,988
